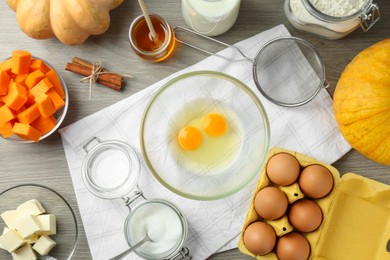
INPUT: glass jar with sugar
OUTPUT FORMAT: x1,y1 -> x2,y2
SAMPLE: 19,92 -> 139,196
181,0 -> 241,36
125,199 -> 188,260
284,0 -> 380,39
81,138 -> 191,259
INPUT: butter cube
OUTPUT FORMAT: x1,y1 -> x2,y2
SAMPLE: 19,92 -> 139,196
0,227 -> 8,250
32,235 -> 56,256
1,210 -> 20,228
13,215 -> 41,239
0,228 -> 25,253
25,234 -> 39,244
12,244 -> 37,260
36,214 -> 56,235
4,226 -> 38,245
17,199 -> 46,216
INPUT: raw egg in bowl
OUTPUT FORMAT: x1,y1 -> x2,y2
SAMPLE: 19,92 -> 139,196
140,71 -> 270,200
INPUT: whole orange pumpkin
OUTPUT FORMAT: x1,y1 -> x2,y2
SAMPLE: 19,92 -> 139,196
333,39 -> 390,166
5,0 -> 123,45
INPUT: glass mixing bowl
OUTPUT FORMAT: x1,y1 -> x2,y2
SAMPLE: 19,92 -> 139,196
140,71 -> 270,200
0,184 -> 78,259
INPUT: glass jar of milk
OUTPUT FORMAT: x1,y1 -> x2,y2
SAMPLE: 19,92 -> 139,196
284,0 -> 380,39
182,0 -> 241,36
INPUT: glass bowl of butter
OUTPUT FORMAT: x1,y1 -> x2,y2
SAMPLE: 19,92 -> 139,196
0,184 -> 78,260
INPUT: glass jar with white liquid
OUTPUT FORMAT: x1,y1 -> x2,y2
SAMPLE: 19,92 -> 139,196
182,0 -> 241,36
284,0 -> 380,39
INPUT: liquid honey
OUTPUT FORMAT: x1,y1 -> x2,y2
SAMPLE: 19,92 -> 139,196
129,14 -> 175,62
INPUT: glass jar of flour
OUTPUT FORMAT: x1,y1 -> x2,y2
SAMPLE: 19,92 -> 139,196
182,0 -> 241,36
284,0 -> 380,39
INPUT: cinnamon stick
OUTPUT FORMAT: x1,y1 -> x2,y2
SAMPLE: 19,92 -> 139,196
96,79 -> 122,91
65,62 -> 123,90
72,57 -> 109,73
72,57 -> 125,85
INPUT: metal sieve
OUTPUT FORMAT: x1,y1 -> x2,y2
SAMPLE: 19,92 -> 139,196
174,27 -> 329,107
252,36 -> 327,107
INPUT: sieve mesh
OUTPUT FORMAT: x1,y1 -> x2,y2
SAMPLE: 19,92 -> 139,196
253,37 -> 325,107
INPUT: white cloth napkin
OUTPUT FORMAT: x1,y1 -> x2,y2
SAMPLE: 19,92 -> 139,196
59,24 -> 351,260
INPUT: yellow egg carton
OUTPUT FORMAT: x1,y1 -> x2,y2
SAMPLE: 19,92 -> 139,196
238,147 -> 390,260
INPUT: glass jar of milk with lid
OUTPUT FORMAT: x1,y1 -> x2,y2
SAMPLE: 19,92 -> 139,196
284,0 -> 380,39
182,0 -> 241,36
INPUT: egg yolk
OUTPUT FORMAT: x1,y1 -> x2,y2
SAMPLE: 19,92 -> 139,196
178,126 -> 202,150
202,113 -> 227,137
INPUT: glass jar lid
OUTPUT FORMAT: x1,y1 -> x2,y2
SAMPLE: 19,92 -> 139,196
81,138 -> 140,200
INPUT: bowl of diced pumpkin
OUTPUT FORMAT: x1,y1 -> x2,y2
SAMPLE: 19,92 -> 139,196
0,50 -> 68,142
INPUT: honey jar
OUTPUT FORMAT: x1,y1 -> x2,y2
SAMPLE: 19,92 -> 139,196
129,14 -> 175,62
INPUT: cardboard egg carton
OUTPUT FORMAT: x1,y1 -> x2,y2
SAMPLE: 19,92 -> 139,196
238,147 -> 390,259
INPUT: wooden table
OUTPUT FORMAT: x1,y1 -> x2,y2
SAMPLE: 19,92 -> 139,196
0,1 -> 389,259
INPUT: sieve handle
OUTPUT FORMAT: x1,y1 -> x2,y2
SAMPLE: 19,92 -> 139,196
173,26 -> 253,63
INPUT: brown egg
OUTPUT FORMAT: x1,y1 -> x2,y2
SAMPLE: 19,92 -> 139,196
276,232 -> 310,260
288,199 -> 322,232
266,153 -> 300,186
299,164 -> 334,199
243,221 -> 276,256
254,186 -> 288,220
